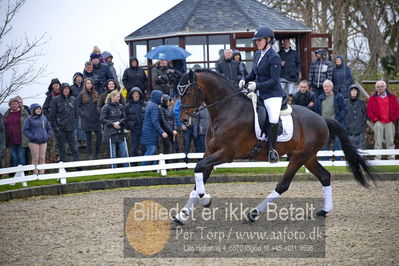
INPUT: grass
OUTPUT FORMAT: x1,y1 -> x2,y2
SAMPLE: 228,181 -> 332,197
0,165 -> 397,193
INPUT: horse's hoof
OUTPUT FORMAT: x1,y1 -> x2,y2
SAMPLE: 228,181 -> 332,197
199,194 -> 212,207
173,208 -> 189,224
246,208 -> 259,223
316,210 -> 328,218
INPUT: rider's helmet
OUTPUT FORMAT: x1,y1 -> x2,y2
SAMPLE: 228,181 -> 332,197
252,26 -> 275,45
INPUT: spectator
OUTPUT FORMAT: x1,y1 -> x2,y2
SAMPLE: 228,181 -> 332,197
100,90 -> 128,168
43,78 -> 62,119
345,84 -> 367,149
159,94 -> 177,154
15,96 -> 30,115
291,80 -> 316,109
233,50 -> 248,77
314,80 -> 346,160
71,72 -> 86,147
122,56 -> 148,98
0,113 -> 4,168
332,55 -> 354,99
71,72 -> 84,97
102,51 -> 118,81
97,79 -> 125,112
77,78 -> 102,160
308,49 -> 333,100
90,53 -> 114,94
49,83 -> 81,164
140,90 -> 168,165
92,45 -> 105,64
23,104 -> 51,174
174,97 -> 197,163
4,97 -> 29,166
193,102 -> 210,153
125,87 -> 146,158
216,48 -> 241,86
83,61 -> 101,93
278,39 -> 301,97
166,61 -> 183,97
366,80 -> 399,160
152,60 -> 170,95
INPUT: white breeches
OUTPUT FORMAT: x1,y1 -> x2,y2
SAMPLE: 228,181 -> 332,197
263,97 -> 282,123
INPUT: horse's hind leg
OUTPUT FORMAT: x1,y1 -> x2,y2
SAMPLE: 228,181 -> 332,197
304,156 -> 332,217
248,155 -> 307,222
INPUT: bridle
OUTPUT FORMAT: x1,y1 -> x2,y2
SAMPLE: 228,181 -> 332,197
177,73 -> 246,122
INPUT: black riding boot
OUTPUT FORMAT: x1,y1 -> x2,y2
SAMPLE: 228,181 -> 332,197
267,123 -> 279,163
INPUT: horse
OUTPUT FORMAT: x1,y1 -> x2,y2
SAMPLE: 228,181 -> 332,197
173,68 -> 375,224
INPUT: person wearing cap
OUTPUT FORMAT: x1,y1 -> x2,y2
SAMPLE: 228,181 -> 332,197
345,84 -> 367,149
23,104 -> 51,174
102,51 -> 118,81
278,39 -> 301,97
89,53 -> 114,95
239,26 -> 285,163
308,48 -> 333,100
49,83 -> 81,164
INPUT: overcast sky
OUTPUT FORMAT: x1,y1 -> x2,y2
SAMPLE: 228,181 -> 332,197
1,0 -> 182,110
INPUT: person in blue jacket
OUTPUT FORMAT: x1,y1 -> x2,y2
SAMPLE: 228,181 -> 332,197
140,90 -> 168,165
23,104 -> 51,174
239,26 -> 285,163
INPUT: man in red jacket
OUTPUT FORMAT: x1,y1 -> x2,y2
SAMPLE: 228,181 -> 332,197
366,80 -> 399,159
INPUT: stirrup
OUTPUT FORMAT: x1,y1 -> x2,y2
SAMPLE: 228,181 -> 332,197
268,149 -> 279,163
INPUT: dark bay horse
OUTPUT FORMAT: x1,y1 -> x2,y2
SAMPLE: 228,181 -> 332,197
174,69 -> 375,224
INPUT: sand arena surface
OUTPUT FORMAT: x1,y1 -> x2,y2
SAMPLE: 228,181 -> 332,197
0,180 -> 398,265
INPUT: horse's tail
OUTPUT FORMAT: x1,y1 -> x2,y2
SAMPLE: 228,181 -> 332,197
325,118 -> 376,187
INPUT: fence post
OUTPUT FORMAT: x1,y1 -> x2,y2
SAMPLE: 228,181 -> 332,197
14,165 -> 27,187
58,162 -> 67,184
158,154 -> 167,176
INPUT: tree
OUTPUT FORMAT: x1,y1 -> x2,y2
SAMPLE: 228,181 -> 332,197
0,0 -> 47,104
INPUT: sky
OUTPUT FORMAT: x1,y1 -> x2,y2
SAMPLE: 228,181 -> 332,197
0,0 -> 182,111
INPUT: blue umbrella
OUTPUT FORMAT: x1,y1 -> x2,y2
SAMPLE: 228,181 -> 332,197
145,45 -> 191,60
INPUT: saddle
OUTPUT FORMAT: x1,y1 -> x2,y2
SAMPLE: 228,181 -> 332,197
256,94 -> 288,137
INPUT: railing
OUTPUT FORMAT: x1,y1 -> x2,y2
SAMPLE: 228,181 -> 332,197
0,150 -> 398,188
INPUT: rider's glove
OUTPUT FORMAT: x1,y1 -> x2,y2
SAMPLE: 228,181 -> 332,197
248,81 -> 256,92
238,79 -> 246,89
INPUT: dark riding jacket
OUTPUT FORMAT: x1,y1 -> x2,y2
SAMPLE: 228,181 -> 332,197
245,48 -> 285,100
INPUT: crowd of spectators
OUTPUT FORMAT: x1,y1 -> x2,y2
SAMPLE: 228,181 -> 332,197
0,42 -> 398,172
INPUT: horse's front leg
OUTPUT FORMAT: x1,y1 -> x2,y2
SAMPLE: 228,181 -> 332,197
174,150 -> 230,224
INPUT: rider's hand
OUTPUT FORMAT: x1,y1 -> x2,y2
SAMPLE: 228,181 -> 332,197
248,81 -> 256,92
181,125 -> 187,131
238,79 -> 246,89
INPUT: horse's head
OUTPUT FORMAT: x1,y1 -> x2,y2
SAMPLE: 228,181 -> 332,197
177,69 -> 204,126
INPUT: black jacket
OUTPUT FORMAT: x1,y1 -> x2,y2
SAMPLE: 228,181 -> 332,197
278,48 -> 301,82
77,91 -> 101,131
125,88 -> 146,131
100,101 -> 126,143
292,90 -> 316,109
92,63 -> 114,94
345,85 -> 367,135
216,59 -> 241,85
122,57 -> 148,94
49,86 -> 78,131
160,105 -> 177,135
43,78 -> 62,119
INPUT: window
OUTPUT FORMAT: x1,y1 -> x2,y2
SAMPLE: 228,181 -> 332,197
165,37 -> 179,46
311,37 -> 328,47
236,37 -> 253,48
185,36 -> 207,62
209,35 -> 230,61
149,39 -> 163,50
133,41 -> 147,66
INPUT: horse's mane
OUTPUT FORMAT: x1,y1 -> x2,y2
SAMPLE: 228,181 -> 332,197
194,68 -> 239,93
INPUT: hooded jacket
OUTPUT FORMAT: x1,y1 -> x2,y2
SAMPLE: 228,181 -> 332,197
159,94 -> 177,135
43,78 -> 62,118
99,97 -> 127,143
233,50 -> 248,77
102,51 -> 118,81
122,57 -> 148,94
332,56 -> 354,98
151,63 -> 170,94
140,90 -> 164,145
71,72 -> 84,97
344,85 -> 367,135
49,83 -> 78,131
308,49 -> 333,88
23,104 -> 51,144
125,87 -> 146,131
88,62 -> 113,95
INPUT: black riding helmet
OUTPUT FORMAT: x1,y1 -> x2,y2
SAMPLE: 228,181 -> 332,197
161,94 -> 171,107
252,26 -> 275,44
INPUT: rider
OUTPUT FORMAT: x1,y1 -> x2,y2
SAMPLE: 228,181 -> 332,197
239,26 -> 285,163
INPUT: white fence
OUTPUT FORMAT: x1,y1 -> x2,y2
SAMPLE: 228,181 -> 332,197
0,149 -> 398,188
